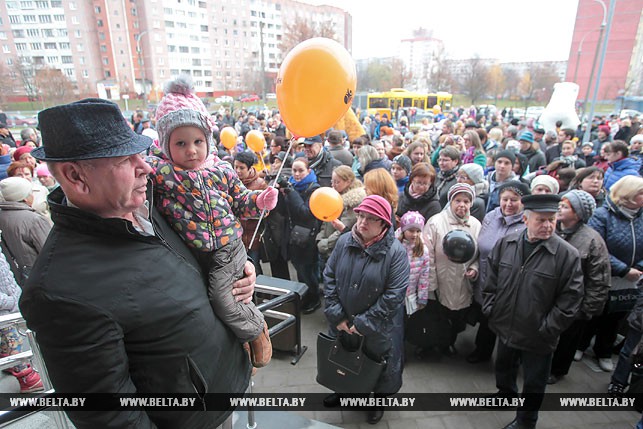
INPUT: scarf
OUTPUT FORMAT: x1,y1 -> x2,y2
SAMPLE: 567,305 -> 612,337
620,205 -> 640,219
241,168 -> 258,187
409,182 -> 425,199
351,223 -> 387,249
437,165 -> 459,196
446,203 -> 470,224
289,169 -> 318,193
308,150 -> 326,172
461,147 -> 476,165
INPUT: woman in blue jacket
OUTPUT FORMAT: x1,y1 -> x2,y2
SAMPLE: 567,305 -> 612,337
322,195 -> 410,424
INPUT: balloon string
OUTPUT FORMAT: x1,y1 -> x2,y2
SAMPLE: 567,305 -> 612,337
248,136 -> 297,251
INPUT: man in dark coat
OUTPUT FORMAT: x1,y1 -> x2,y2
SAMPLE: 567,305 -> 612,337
302,135 -> 342,187
483,194 -> 583,429
19,99 -> 256,429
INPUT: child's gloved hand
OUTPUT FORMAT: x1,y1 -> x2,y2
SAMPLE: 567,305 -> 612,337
256,187 -> 279,211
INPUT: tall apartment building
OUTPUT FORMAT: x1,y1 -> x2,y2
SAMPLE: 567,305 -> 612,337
399,28 -> 444,92
565,0 -> 642,101
0,0 -> 351,103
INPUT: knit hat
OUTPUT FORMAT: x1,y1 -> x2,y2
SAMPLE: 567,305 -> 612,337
459,163 -> 484,184
392,154 -> 412,175
12,146 -> 32,162
563,190 -> 596,223
448,183 -> 475,202
155,75 -> 215,160
497,180 -> 531,198
581,141 -> 594,148
35,163 -> 51,177
630,134 -> 643,145
354,195 -> 392,226
495,150 -> 516,165
598,125 -> 610,135
400,211 -> 425,232
519,131 -> 534,143
530,174 -> 560,194
0,177 -> 33,202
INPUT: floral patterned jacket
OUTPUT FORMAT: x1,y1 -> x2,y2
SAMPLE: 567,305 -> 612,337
147,149 -> 260,252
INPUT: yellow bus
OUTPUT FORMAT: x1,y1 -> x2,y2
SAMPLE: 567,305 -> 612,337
366,88 -> 452,119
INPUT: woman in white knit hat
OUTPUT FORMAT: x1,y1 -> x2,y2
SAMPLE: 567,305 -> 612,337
0,177 -> 51,286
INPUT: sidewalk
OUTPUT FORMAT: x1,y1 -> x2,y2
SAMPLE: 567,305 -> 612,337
1,265 -> 640,428
252,263 -> 641,428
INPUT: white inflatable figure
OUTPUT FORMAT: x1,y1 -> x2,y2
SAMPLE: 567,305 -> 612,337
539,82 -> 581,134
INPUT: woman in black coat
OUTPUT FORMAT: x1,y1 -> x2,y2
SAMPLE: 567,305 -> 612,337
278,157 -> 321,314
396,162 -> 441,222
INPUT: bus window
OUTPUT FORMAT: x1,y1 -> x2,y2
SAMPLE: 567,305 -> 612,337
402,98 -> 413,107
427,96 -> 437,109
368,97 -> 388,108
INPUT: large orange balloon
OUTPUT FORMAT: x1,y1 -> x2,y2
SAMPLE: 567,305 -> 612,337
246,130 -> 265,153
276,38 -> 357,138
220,127 -> 237,150
309,187 -> 343,222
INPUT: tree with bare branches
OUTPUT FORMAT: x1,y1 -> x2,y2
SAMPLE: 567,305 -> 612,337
35,68 -> 76,106
459,56 -> 490,105
279,16 -> 338,56
428,45 -> 454,92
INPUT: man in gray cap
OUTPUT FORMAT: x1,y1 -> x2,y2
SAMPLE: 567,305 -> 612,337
483,193 -> 583,429
302,134 -> 342,187
19,99 -> 256,429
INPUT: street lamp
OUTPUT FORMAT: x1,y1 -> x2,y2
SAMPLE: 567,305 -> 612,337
572,29 -> 599,84
580,0 -> 607,120
135,31 -> 148,102
583,0 -> 615,143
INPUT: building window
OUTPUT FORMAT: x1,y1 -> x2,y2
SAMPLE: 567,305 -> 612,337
102,58 -> 109,65
69,2 -> 76,10
9,16 -> 20,24
59,42 -> 70,49
39,15 -> 52,23
79,57 -> 84,64
44,42 -> 55,49
24,15 -> 37,23
83,70 -> 88,78
51,0 -> 62,6
16,43 -> 27,51
31,42 -> 42,50
95,6 -> 101,13
75,30 -> 81,38
20,1 -> 34,9
54,14 -> 64,21
62,56 -> 72,64
12,30 -> 25,38
43,29 -> 54,37
72,16 -> 79,24
105,71 -> 111,78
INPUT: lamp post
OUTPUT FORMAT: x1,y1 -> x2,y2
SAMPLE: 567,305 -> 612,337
135,31 -> 148,102
583,0 -> 615,143
580,0 -> 608,126
573,29 -> 599,84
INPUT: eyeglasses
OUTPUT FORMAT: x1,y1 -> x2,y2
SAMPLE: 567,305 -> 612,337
412,181 -> 431,188
356,212 -> 381,223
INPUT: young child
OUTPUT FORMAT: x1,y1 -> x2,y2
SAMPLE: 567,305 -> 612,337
396,211 -> 430,316
149,76 -> 278,368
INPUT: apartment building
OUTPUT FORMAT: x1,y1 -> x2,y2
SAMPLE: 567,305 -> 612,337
0,0 -> 351,102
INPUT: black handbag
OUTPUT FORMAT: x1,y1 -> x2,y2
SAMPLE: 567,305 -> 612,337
316,332 -> 385,394
289,224 -> 315,248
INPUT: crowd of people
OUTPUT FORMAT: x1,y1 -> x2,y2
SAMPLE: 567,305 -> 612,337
0,88 -> 642,428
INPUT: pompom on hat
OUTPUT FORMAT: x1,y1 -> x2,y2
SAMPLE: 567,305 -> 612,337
155,74 -> 215,160
400,211 -> 425,232
354,195 -> 392,226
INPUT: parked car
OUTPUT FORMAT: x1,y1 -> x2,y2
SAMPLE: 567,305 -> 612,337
6,114 -> 38,127
240,94 -> 260,102
620,109 -> 641,119
266,93 -> 277,100
526,106 -> 545,119
215,95 -> 234,104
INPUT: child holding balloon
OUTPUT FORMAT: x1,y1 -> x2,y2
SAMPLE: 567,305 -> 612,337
148,75 -> 278,369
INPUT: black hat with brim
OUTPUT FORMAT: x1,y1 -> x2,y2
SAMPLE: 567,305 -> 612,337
521,194 -> 561,212
31,98 -> 152,162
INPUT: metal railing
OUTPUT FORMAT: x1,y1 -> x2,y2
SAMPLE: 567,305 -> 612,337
0,312 -> 70,429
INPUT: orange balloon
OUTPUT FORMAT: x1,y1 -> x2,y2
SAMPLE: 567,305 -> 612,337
220,127 -> 237,150
276,38 -> 357,138
246,130 -> 265,153
309,187 -> 343,222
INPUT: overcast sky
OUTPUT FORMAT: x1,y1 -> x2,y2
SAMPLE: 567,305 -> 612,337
305,0 -> 580,62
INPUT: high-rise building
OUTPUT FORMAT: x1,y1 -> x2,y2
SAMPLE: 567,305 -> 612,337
565,0 -> 642,102
0,0 -> 351,103
399,28 -> 444,92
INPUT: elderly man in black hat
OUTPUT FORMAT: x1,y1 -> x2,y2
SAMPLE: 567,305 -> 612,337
483,193 -> 583,429
19,99 -> 256,429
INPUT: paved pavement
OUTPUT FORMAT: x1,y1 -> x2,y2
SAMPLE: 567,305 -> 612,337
2,262 -> 641,428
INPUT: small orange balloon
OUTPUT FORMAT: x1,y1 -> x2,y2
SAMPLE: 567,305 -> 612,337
246,130 -> 265,153
309,187 -> 343,222
221,127 -> 237,150
276,38 -> 357,138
